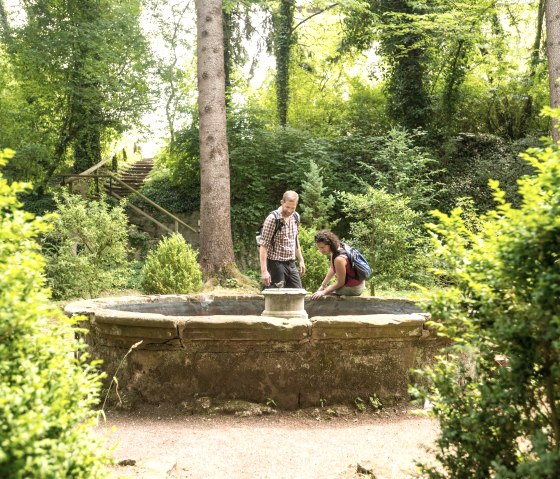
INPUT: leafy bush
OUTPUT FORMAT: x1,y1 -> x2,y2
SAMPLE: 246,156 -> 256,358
135,165 -> 200,215
298,226 -> 330,293
359,127 -> 442,212
43,192 -> 130,300
141,233 -> 202,294
416,142 -> 560,477
436,133 -> 537,212
300,161 -> 336,229
0,149 -> 110,477
338,188 -> 434,294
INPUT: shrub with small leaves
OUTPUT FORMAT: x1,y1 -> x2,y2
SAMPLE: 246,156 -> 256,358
43,192 -> 130,299
140,233 -> 202,294
298,226 -> 330,293
415,140 -> 560,478
0,149 -> 110,478
338,187 -> 435,294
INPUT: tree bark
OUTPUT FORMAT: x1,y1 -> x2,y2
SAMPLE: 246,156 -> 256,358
273,0 -> 295,127
546,0 -> 560,143
521,0 -> 545,135
0,0 -> 9,41
195,0 -> 236,275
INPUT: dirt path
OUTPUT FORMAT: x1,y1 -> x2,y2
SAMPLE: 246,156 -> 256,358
97,404 -> 438,479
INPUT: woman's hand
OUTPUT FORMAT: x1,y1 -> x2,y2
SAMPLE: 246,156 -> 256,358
311,289 -> 325,300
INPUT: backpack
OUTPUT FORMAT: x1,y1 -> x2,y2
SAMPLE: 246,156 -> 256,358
342,243 -> 371,281
256,210 -> 300,251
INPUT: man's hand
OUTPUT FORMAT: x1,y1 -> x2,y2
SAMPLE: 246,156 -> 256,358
261,270 -> 271,286
299,262 -> 306,276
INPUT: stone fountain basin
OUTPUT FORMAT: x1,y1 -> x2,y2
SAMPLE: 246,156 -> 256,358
65,293 -> 445,409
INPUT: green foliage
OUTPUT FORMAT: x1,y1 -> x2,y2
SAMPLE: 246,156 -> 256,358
338,188 -> 434,294
148,126 -> 201,211
3,0 -> 152,184
128,228 -> 151,260
135,166 -> 200,218
121,260 -> 144,291
0,149 -> 110,478
359,127 -> 441,211
300,160 -> 335,229
271,0 -> 295,126
44,192 -> 130,300
354,394 -> 383,413
154,110 -> 343,267
340,80 -> 390,136
140,233 -> 202,294
297,226 -> 330,293
436,133 -> 537,212
416,143 -> 560,477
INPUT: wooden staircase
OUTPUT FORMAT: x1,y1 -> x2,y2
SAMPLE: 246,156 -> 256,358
110,157 -> 154,197
60,149 -> 197,236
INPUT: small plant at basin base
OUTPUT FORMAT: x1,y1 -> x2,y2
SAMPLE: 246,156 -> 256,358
100,340 -> 143,411
354,395 -> 383,413
368,394 -> 382,411
141,233 -> 202,294
265,398 -> 277,408
224,277 -> 238,288
0,149 -> 111,477
354,397 -> 366,413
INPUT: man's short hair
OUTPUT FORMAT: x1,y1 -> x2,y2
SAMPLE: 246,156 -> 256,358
282,190 -> 299,202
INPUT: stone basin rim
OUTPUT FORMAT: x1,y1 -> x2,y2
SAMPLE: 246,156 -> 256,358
63,292 -> 425,320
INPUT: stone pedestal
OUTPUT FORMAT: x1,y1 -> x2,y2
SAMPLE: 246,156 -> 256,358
261,288 -> 308,319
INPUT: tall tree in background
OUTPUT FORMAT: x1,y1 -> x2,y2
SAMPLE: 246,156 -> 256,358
546,0 -> 560,143
521,0 -> 546,135
378,0 -> 430,131
272,0 -> 295,126
195,0 -> 236,275
4,0 -> 151,186
341,0 -> 430,131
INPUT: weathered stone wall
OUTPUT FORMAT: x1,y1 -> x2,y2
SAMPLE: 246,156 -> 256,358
65,294 -> 448,409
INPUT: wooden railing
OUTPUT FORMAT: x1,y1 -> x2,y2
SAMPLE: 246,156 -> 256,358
60,172 -> 198,234
61,140 -> 132,185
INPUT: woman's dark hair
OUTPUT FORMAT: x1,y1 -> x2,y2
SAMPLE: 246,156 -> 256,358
314,230 -> 340,253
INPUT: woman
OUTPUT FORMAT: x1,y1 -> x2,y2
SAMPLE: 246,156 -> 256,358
311,230 -> 365,299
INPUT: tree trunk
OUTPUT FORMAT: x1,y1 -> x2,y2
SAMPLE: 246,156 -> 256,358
521,0 -> 545,135
195,0 -> 236,275
0,0 -> 9,41
546,0 -> 560,143
379,0 -> 430,131
223,9 -> 233,106
273,0 -> 295,127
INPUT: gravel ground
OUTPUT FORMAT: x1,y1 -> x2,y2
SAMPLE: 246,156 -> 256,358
97,403 -> 439,479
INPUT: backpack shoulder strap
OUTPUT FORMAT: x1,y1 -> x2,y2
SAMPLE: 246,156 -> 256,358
268,210 -> 283,251
270,210 -> 282,229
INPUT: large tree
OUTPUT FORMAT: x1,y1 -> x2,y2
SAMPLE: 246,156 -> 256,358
4,0 -> 151,185
195,0 -> 236,275
546,0 -> 560,142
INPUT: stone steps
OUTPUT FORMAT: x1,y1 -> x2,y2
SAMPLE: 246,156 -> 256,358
110,158 -> 154,197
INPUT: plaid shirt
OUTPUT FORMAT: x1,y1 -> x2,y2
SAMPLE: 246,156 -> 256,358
259,209 -> 299,261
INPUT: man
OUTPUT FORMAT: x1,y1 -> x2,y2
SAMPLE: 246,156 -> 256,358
259,191 -> 306,288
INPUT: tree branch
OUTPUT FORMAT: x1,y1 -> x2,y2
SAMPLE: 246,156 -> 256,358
292,3 -> 338,33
